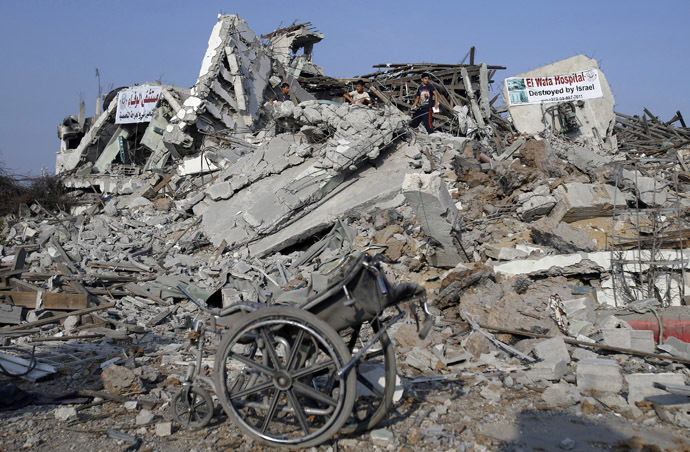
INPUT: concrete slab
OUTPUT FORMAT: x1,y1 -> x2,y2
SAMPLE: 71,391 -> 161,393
550,182 -> 626,223
248,145 -> 419,257
402,172 -> 464,268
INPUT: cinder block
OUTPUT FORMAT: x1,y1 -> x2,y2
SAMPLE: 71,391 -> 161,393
526,359 -> 568,382
602,328 -> 655,354
532,337 -> 570,363
576,358 -> 622,393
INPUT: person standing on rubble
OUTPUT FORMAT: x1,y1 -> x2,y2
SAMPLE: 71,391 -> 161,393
409,73 -> 439,133
270,82 -> 291,104
344,79 -> 372,106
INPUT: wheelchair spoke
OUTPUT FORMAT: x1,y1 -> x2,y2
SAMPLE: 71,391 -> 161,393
229,380 -> 274,400
287,389 -> 310,435
228,351 -> 275,377
291,359 -> 335,379
293,381 -> 337,407
260,327 -> 283,370
261,390 -> 282,434
193,399 -> 208,409
286,328 -> 305,371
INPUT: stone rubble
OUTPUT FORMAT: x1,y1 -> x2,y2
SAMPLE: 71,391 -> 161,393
1,13 -> 690,452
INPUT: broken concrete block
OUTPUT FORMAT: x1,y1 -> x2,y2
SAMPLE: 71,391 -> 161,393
572,348 -> 599,361
560,297 -> 596,324
133,365 -> 160,383
27,309 -> 53,323
576,358 -> 622,393
625,373 -> 686,406
549,182 -> 626,222
480,383 -> 504,402
124,401 -> 138,411
206,181 -> 234,201
541,382 -> 582,408
104,201 -> 119,217
601,328 -> 655,354
155,421 -> 173,437
618,169 -> 669,207
370,428 -> 395,445
136,409 -> 155,425
101,364 -> 144,395
526,359 -> 568,382
559,145 -> 611,174
530,217 -> 596,253
517,187 -> 557,222
402,172 -> 464,268
62,315 -> 80,332
532,337 -> 570,363
658,336 -> 690,360
550,182 -> 625,223
404,346 -> 443,373
493,252 -> 607,277
54,406 -> 78,422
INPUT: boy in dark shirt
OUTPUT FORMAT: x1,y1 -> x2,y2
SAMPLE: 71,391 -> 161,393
270,82 -> 291,104
409,73 -> 439,133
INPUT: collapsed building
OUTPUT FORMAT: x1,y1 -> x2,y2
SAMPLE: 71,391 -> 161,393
2,13 -> 690,451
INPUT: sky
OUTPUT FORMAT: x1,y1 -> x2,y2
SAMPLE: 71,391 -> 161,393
0,0 -> 688,176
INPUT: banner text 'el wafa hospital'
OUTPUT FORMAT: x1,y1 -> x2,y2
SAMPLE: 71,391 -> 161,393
115,86 -> 162,124
505,69 -> 602,106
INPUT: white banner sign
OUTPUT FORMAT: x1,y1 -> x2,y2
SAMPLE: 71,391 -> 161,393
505,69 -> 602,106
115,86 -> 162,124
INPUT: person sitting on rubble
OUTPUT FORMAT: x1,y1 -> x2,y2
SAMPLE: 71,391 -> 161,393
270,82 -> 291,104
344,79 -> 372,106
409,73 -> 439,133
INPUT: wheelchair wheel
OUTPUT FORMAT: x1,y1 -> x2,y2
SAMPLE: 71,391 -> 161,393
171,385 -> 214,429
214,306 -> 356,448
341,325 -> 397,433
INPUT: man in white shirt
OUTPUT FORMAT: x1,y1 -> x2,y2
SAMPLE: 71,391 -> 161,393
344,79 -> 371,106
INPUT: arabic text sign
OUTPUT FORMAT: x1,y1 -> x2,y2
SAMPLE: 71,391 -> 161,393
505,69 -> 602,106
115,86 -> 162,124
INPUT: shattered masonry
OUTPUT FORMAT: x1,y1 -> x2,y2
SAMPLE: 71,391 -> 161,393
2,13 -> 690,451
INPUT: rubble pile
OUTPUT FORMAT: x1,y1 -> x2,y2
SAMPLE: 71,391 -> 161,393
2,14 -> 690,451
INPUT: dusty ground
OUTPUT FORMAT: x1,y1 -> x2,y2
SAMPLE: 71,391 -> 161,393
2,318 -> 689,452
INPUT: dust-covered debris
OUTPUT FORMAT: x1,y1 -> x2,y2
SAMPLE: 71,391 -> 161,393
2,13 -> 690,452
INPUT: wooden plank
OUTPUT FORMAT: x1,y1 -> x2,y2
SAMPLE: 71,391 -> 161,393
368,85 -> 393,107
78,389 -> 156,409
0,302 -> 115,333
89,261 -> 147,272
146,305 -> 178,327
9,277 -> 42,292
3,291 -> 88,310
150,171 -> 176,195
124,283 -> 169,306
31,334 -> 104,342
211,239 -> 227,263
